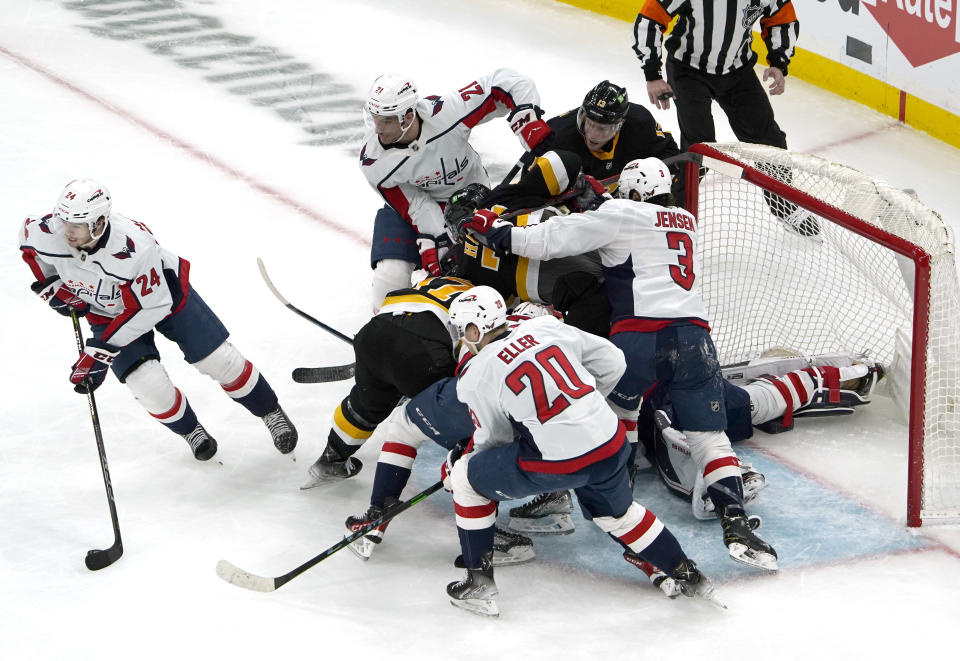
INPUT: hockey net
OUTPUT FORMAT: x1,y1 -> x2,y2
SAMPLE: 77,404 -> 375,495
685,143 -> 960,526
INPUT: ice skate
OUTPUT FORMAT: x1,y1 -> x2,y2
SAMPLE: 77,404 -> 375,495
182,423 -> 217,461
670,558 -> 726,609
507,490 -> 575,535
622,551 -> 681,599
721,513 -> 778,571
454,526 -> 536,568
301,446 -> 362,489
262,406 -> 298,454
693,464 -> 768,519
344,501 -> 394,561
447,551 -> 499,617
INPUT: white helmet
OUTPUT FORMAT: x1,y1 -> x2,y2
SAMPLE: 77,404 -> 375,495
54,179 -> 112,234
448,286 -> 508,352
510,301 -> 557,320
617,158 -> 671,201
366,73 -> 419,119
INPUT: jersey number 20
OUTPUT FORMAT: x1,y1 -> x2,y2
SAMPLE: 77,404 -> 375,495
505,345 -> 594,424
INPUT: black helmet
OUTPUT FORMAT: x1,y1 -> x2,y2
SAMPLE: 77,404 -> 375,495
444,183 -> 491,240
579,80 -> 629,126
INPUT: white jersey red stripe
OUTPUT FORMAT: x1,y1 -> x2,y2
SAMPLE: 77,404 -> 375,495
509,198 -> 709,329
358,69 -> 541,238
19,212 -> 190,348
456,316 -> 626,470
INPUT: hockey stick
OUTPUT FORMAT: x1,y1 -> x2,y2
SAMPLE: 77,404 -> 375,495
256,257 -> 354,346
291,362 -> 357,383
216,479 -> 444,592
70,310 -> 123,571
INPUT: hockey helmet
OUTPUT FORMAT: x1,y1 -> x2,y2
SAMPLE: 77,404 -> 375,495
54,179 -> 112,235
448,285 -> 508,349
577,80 -> 629,131
366,73 -> 419,119
617,157 -> 671,201
444,183 -> 492,240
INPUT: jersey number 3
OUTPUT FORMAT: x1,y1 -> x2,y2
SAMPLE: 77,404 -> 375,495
666,231 -> 695,290
505,345 -> 594,424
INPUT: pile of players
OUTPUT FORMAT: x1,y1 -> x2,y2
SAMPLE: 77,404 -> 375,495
301,71 -> 883,617
21,67 -> 880,618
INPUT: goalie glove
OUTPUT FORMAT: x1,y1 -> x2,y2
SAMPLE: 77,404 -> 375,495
69,338 -> 119,394
31,276 -> 89,317
508,104 -> 552,154
461,209 -> 513,254
416,235 -> 442,276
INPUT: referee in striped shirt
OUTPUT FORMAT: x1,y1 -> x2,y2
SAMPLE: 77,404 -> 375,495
632,0 -> 799,152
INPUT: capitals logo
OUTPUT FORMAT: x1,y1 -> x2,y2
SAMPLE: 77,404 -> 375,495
112,236 -> 137,260
359,144 -> 377,166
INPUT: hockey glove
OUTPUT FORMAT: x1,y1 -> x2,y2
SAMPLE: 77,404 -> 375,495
570,174 -> 608,212
462,209 -> 513,254
440,443 -> 467,492
508,104 -> 552,154
416,235 -> 442,276
69,338 -> 119,394
31,276 -> 89,317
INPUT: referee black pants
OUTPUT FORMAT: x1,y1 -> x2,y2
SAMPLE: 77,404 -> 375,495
666,59 -> 787,152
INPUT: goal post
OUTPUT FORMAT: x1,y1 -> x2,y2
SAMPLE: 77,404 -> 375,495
683,142 -> 959,526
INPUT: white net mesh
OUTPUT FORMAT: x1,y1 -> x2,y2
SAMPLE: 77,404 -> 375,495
696,143 -> 960,522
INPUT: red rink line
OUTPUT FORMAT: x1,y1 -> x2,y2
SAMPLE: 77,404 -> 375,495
0,44 -> 368,246
803,119 -> 904,154
744,440 -> 960,561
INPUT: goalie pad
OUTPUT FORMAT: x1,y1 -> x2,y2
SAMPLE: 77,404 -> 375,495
745,362 -> 879,433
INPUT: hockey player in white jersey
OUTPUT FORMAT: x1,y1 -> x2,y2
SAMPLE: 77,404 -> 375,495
462,158 -> 778,571
442,285 -> 718,616
359,69 -> 551,310
19,179 -> 297,460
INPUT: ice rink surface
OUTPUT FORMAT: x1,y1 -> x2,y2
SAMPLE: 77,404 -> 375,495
2,1 -> 960,659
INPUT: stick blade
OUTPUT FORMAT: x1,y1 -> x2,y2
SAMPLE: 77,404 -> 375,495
292,363 -> 356,383
85,544 -> 123,571
216,559 -> 278,593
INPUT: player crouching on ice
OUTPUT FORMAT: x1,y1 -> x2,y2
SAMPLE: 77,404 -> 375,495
441,285 -> 720,617
19,179 -> 297,459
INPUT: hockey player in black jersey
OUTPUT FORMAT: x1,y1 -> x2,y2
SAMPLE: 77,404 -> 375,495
442,149 -> 612,337
303,276 -> 472,486
547,80 -> 683,194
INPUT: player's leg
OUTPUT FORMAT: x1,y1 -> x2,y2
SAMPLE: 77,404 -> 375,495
579,439 -> 714,600
671,326 -> 777,569
370,205 -> 419,312
107,327 -> 215,461
345,377 -> 472,559
608,330 -> 659,478
159,286 -> 297,453
665,59 -> 718,151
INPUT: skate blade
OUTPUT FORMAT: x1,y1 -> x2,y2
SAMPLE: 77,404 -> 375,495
492,546 -> 536,566
727,543 -> 778,571
346,536 -> 375,561
698,586 -> 728,610
507,513 -> 575,535
450,597 -> 500,617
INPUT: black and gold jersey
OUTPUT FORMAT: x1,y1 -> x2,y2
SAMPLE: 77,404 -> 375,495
379,276 -> 474,326
547,102 -> 680,181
